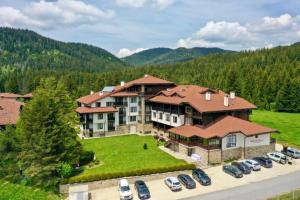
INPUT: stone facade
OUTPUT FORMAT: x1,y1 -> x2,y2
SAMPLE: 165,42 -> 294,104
83,125 -> 133,138
245,143 -> 275,158
222,147 -> 243,162
208,149 -> 222,165
137,123 -> 153,134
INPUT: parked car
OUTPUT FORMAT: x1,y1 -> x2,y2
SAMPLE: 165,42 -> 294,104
134,180 -> 150,199
118,179 -> 133,200
223,165 -> 243,178
242,159 -> 261,171
177,174 -> 196,189
282,147 -> 300,159
192,168 -> 211,186
267,152 -> 288,164
164,177 -> 182,191
231,162 -> 251,174
252,156 -> 273,168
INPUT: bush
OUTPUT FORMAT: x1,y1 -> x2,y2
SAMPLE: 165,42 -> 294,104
58,163 -> 73,178
143,143 -> 148,150
65,163 -> 196,184
79,151 -> 95,166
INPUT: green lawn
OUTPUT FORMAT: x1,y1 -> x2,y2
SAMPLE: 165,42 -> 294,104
267,188 -> 300,200
0,181 -> 60,200
251,110 -> 300,148
79,134 -> 187,176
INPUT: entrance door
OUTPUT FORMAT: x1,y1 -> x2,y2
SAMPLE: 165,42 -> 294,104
130,125 -> 136,133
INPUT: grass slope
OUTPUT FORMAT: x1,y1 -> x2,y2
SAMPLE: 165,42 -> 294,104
0,181 -> 60,200
251,110 -> 300,148
79,134 -> 186,176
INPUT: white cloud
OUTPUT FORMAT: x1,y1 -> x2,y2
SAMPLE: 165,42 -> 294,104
115,0 -> 173,9
177,13 -> 300,50
117,48 -> 147,57
116,0 -> 147,8
0,0 -> 114,30
152,0 -> 174,9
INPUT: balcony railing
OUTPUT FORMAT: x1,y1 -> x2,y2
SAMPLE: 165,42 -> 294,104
170,139 -> 221,150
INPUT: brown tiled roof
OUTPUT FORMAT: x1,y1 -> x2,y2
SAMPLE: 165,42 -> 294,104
169,116 -> 277,139
77,75 -> 173,104
0,93 -> 23,99
23,93 -> 33,98
110,92 -> 138,97
150,85 -> 256,113
75,106 -> 117,114
0,98 -> 24,125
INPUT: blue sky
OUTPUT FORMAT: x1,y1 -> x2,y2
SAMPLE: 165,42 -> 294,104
1,0 -> 300,57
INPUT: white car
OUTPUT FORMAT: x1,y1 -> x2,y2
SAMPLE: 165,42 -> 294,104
242,159 -> 261,171
267,152 -> 288,164
283,147 -> 300,159
118,179 -> 133,200
164,177 -> 182,191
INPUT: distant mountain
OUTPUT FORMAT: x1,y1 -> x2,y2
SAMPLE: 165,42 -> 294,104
123,47 -> 232,66
0,27 -> 129,72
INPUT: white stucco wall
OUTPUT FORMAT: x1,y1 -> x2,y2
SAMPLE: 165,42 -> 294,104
151,109 -> 184,127
222,132 -> 271,150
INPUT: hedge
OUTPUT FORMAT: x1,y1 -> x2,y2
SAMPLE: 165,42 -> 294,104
63,163 -> 196,184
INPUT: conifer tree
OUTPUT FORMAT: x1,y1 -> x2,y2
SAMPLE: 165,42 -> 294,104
17,78 -> 82,190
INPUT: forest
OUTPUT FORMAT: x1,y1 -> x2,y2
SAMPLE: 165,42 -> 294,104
1,42 -> 300,112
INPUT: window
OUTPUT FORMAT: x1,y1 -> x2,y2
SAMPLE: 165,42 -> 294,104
130,97 -> 137,103
97,123 -> 103,130
130,116 -> 136,122
159,112 -> 163,120
165,114 -> 170,121
209,138 -> 220,145
98,113 -> 103,120
152,111 -> 156,118
96,102 -> 101,107
106,102 -> 114,107
173,116 -> 178,123
227,135 -> 236,148
255,135 -> 259,138
130,107 -> 137,113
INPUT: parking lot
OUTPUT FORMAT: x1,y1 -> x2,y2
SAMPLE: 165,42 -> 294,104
87,157 -> 300,200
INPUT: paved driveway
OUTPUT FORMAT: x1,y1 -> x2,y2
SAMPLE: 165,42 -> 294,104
182,170 -> 300,200
88,158 -> 300,200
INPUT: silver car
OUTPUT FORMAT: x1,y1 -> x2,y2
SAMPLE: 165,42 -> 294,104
242,159 -> 261,171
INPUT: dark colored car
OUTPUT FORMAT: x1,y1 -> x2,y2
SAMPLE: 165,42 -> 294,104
253,157 -> 273,168
231,162 -> 251,174
223,165 -> 243,178
177,174 -> 196,189
134,180 -> 150,199
192,169 -> 211,186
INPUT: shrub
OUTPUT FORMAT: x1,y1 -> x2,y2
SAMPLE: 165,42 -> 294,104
58,163 -> 73,178
65,163 -> 196,184
79,151 -> 94,166
143,143 -> 148,150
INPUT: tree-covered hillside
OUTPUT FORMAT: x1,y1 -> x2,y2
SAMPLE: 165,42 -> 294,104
0,39 -> 299,112
0,27 -> 129,72
123,47 -> 231,66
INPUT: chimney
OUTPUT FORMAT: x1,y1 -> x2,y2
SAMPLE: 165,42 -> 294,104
90,91 -> 94,95
120,81 -> 125,87
99,91 -> 103,96
205,91 -> 211,101
230,91 -> 235,99
224,95 -> 229,107
144,74 -> 148,77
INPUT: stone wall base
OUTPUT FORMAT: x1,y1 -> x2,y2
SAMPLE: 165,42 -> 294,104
223,147 -> 243,162
245,143 -> 275,158
137,123 -> 153,134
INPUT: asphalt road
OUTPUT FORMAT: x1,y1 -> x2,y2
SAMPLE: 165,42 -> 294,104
181,170 -> 300,200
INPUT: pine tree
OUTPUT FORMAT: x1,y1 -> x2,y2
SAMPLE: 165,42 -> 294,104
17,78 -> 82,190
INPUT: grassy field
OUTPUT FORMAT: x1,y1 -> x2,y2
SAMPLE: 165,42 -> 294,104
79,134 -> 187,176
251,110 -> 300,148
267,188 -> 300,200
0,181 -> 60,200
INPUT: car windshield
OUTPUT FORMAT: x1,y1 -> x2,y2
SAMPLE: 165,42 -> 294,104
138,186 -> 148,193
121,186 -> 130,192
174,182 -> 180,186
295,151 -> 300,155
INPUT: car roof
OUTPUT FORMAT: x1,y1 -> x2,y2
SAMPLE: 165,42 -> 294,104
167,177 -> 178,182
120,179 -> 129,186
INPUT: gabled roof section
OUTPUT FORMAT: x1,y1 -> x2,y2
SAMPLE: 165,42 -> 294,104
0,93 -> 23,99
169,116 -> 277,139
77,75 -> 173,104
150,85 -> 256,113
0,98 -> 24,125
